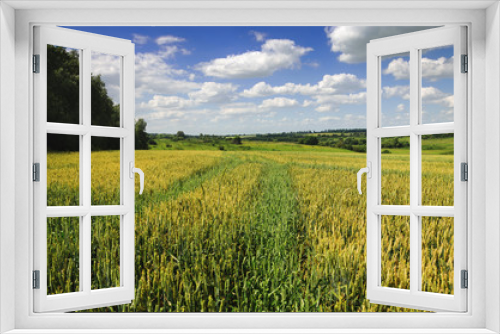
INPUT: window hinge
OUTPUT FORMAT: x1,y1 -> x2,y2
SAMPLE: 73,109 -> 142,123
461,54 -> 468,73
33,163 -> 40,182
33,54 -> 40,73
461,270 -> 468,289
33,270 -> 40,289
461,162 -> 468,181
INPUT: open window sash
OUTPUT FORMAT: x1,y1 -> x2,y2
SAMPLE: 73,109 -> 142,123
365,26 -> 467,312
33,26 -> 136,312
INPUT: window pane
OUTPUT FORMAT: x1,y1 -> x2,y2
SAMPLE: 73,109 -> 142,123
381,52 -> 410,127
420,45 -> 454,124
47,217 -> 80,295
91,52 -> 121,127
47,134 -> 80,206
421,216 -> 454,295
91,215 -> 120,289
47,45 -> 80,124
91,137 -> 120,205
421,134 -> 454,206
381,215 -> 410,290
381,137 -> 410,205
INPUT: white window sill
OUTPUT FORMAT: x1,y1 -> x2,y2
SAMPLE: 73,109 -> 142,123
3,329 -> 497,334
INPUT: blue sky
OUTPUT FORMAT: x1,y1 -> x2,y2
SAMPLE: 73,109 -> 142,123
70,26 -> 453,135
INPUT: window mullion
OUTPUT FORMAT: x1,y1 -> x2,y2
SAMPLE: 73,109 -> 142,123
409,47 -> 421,295
82,47 -> 92,294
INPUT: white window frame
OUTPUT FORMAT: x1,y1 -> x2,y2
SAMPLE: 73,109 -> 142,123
33,26 -> 136,313
1,1 -> 498,333
365,26 -> 467,312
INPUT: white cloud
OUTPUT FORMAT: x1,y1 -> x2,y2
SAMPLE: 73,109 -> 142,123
383,56 -> 454,81
158,45 -> 191,59
188,82 -> 239,104
382,85 -> 410,100
319,116 -> 341,122
325,26 -> 431,63
219,102 -> 260,116
315,92 -> 366,105
250,30 -> 267,42
259,97 -> 299,109
143,95 -> 196,109
396,103 -> 406,112
195,39 -> 313,79
303,100 -> 314,107
382,57 -> 409,80
421,86 -> 454,107
241,73 -> 365,98
156,35 -> 186,45
315,105 -> 339,113
132,34 -> 150,45
91,52 -> 121,104
135,51 -> 200,98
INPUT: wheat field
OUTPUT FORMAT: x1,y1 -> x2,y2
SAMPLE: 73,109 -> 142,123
45,148 -> 454,312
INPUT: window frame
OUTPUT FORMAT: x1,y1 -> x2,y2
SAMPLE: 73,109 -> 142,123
365,26 -> 467,312
3,3 -> 494,333
33,26 -> 136,313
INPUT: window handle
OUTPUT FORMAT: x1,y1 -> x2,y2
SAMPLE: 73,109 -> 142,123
129,162 -> 145,195
357,162 -> 371,195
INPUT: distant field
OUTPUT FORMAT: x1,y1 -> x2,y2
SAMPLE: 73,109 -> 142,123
46,138 -> 454,312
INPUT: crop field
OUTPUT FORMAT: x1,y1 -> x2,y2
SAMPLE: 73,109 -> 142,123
45,140 -> 454,312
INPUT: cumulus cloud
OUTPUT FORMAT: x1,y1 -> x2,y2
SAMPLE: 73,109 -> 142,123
383,56 -> 454,81
241,73 -> 365,98
382,85 -> 410,100
219,102 -> 260,116
325,26 -> 431,63
315,92 -> 367,106
188,82 -> 239,104
396,103 -> 406,112
259,97 -> 299,109
132,34 -> 150,45
91,52 -> 122,104
250,30 -> 267,42
156,35 -> 186,45
143,95 -> 196,109
195,39 -> 313,79
422,87 -> 454,107
381,85 -> 453,108
319,116 -> 341,122
135,51 -> 200,98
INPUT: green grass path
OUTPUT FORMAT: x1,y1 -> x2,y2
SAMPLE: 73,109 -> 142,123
237,160 -> 305,312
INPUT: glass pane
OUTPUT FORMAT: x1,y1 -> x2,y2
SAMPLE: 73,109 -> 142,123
47,134 -> 80,206
421,134 -> 454,206
91,215 -> 120,289
47,45 -> 80,124
381,136 -> 410,205
381,52 -> 410,127
91,51 -> 121,127
47,217 -> 80,295
421,216 -> 454,295
91,137 -> 120,205
381,215 -> 410,290
420,45 -> 454,124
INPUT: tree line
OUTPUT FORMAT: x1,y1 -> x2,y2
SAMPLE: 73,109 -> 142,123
47,45 -> 149,151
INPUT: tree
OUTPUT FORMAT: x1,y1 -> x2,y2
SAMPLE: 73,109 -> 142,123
135,118 -> 149,150
231,136 -> 242,145
176,131 -> 186,139
304,136 -> 319,145
47,45 -> 139,151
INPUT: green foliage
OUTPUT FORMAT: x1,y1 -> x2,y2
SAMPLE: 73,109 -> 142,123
231,136 -> 242,145
135,118 -> 149,150
46,45 -> 149,151
298,136 -> 319,145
